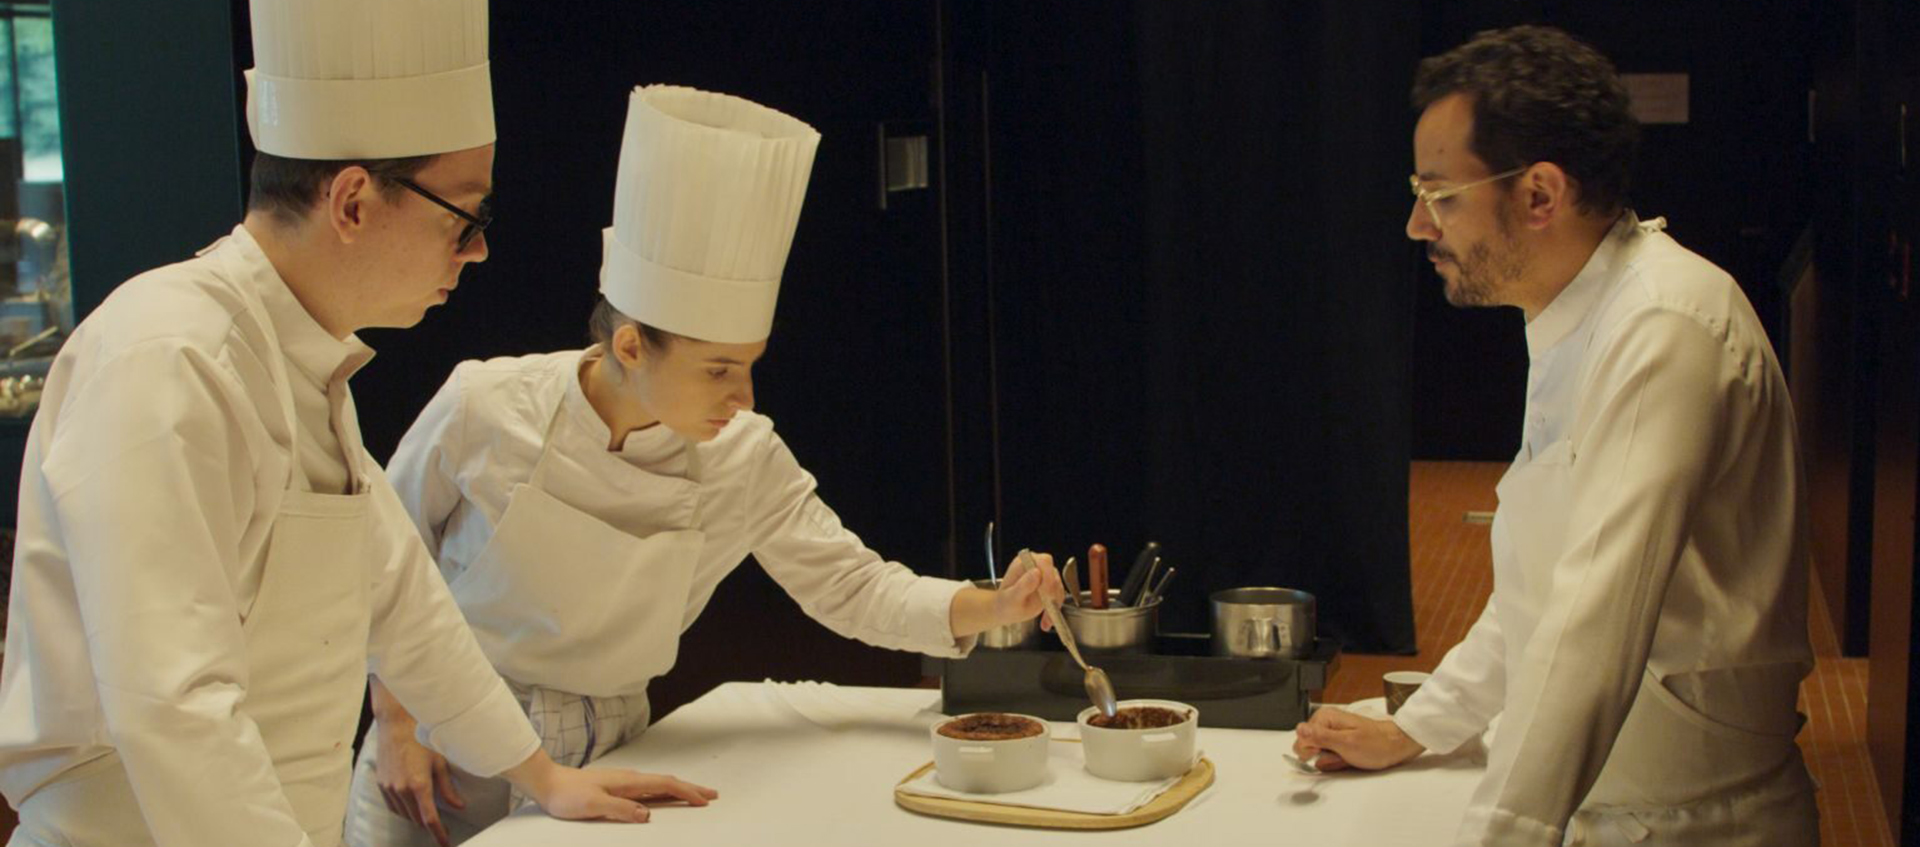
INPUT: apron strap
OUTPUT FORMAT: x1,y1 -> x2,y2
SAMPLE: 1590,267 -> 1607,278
524,380 -> 574,493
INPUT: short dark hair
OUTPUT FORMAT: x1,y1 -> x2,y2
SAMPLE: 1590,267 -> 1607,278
1411,25 -> 1638,217
588,296 -> 681,372
246,151 -> 437,226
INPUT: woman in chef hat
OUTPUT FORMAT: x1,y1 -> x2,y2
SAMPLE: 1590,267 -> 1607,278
344,85 -> 1063,847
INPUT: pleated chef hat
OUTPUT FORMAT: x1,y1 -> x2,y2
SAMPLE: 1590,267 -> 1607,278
600,85 -> 821,344
245,0 -> 493,159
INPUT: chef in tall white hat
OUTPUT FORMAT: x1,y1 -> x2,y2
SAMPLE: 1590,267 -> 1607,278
0,4 -> 717,847
343,84 -> 1064,846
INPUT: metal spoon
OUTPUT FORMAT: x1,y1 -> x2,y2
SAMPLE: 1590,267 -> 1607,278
1062,557 -> 1082,607
983,521 -> 998,583
1141,565 -> 1176,607
1283,752 -> 1325,775
1022,549 -> 1118,718
1132,556 -> 1163,605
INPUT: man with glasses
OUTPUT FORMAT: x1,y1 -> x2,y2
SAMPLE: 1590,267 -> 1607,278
0,1 -> 712,845
1293,25 -> 1816,847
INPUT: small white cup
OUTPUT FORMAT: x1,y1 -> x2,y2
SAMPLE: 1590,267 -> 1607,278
930,713 -> 1051,793
1076,699 -> 1199,782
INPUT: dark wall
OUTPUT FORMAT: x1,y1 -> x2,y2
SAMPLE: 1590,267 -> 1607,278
1861,0 -> 1920,838
1803,0 -> 1884,658
943,3 -> 1419,652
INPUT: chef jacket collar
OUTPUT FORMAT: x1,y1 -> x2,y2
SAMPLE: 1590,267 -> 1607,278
207,227 -> 375,391
1524,210 -> 1641,359
218,225 -> 377,390
564,346 -> 688,468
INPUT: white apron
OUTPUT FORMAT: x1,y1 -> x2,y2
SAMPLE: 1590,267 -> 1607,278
11,241 -> 376,847
1492,439 -> 1817,847
346,399 -> 703,846
12,434 -> 376,847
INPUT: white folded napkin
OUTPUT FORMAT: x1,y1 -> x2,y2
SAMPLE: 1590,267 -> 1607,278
896,740 -> 1199,816
761,679 -> 941,729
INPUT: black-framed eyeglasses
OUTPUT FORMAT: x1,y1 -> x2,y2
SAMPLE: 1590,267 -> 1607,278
390,177 -> 493,251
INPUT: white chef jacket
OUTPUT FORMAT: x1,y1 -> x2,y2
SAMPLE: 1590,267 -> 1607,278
385,348 -> 974,690
1392,213 -> 1814,846
0,225 -> 539,844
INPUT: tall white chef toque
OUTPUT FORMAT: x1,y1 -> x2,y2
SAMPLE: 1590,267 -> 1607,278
600,85 -> 821,344
245,0 -> 494,159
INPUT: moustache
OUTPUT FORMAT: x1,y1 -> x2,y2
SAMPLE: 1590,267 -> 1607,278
1428,247 -> 1455,263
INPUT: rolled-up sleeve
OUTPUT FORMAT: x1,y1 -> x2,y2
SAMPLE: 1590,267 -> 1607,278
45,342 -> 311,847
744,433 -> 974,657
1457,307 -> 1729,847
363,459 -> 539,777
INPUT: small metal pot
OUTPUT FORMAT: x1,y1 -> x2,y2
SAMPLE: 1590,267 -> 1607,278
971,579 -> 1040,649
1060,589 -> 1160,654
1210,587 -> 1315,659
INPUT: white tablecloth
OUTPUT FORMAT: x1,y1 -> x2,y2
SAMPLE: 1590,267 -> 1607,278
464,681 -> 1484,846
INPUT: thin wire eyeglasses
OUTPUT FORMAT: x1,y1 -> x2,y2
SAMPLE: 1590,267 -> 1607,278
390,177 -> 492,251
1408,166 -> 1529,234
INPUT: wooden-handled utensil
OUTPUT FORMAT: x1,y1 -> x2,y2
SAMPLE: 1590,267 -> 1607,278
1089,544 -> 1109,609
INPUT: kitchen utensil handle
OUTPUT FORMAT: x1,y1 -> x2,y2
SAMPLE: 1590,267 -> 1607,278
1143,566 -> 1177,606
1045,601 -> 1090,670
1089,544 -> 1109,609
1246,617 -> 1276,655
1118,541 -> 1160,606
1135,556 -> 1163,605
1020,549 -> 1090,670
984,521 -> 998,583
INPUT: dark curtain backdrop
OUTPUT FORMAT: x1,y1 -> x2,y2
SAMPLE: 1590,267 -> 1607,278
973,2 -> 1419,653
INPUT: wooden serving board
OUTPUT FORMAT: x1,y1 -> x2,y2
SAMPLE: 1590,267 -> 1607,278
892,756 -> 1215,830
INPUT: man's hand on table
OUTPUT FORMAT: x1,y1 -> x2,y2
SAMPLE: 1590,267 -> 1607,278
503,750 -> 719,824
1292,707 -> 1426,771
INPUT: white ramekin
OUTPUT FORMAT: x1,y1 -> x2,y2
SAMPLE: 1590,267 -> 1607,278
1076,699 -> 1199,782
929,712 -> 1052,793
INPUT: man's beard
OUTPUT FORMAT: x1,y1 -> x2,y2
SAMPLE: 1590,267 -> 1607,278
1432,204 -> 1528,308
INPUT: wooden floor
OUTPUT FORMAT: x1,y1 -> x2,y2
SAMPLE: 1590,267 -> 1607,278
1321,461 -> 1892,847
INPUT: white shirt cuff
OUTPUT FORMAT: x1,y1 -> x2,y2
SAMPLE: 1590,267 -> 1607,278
907,577 -> 978,658
1392,688 -> 1488,756
1456,806 -> 1565,847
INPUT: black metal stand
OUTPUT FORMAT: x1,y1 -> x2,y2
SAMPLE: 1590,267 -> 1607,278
927,633 -> 1339,729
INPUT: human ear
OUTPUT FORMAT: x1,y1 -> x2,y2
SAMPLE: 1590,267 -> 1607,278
1518,163 -> 1570,230
325,166 -> 374,244
612,323 -> 647,371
